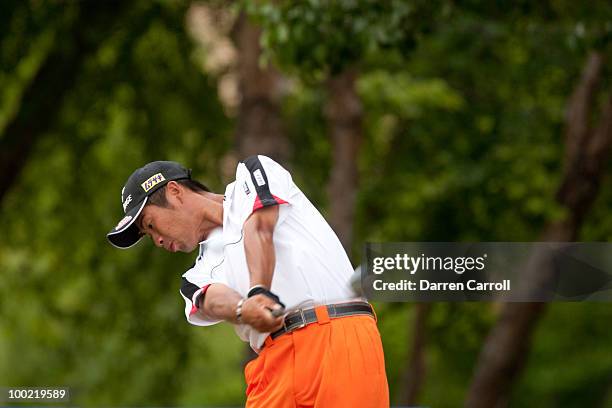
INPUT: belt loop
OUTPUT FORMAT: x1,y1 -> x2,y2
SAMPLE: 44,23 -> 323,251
314,305 -> 330,324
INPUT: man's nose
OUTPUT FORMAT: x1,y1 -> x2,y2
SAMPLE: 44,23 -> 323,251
150,232 -> 164,248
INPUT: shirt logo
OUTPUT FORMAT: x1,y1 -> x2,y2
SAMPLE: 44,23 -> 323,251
122,194 -> 132,212
253,169 -> 266,187
243,181 -> 251,195
141,173 -> 166,192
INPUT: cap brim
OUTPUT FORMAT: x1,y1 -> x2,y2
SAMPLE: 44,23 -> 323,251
106,197 -> 148,249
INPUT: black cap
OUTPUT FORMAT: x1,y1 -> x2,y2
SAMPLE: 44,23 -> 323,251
106,161 -> 194,249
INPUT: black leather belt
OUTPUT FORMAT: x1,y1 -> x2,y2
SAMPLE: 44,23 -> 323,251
270,301 -> 374,340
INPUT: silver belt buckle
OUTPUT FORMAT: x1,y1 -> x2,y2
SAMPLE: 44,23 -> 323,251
295,308 -> 307,329
283,308 -> 306,332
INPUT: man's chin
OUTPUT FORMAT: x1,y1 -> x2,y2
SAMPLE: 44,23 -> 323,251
183,243 -> 199,253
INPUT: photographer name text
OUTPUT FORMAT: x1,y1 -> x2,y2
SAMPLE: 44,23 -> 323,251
372,279 -> 511,291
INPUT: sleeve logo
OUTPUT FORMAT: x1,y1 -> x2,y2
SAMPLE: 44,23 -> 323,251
141,173 -> 166,192
253,169 -> 266,186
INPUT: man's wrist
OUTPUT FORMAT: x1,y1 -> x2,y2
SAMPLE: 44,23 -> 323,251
247,285 -> 285,308
247,284 -> 268,296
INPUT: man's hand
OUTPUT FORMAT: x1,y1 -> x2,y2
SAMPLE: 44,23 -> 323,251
240,294 -> 284,333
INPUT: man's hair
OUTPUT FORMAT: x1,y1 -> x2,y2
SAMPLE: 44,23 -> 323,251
147,179 -> 209,208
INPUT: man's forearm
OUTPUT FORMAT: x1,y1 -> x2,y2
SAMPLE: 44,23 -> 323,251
198,283 -> 242,323
243,205 -> 279,289
244,228 -> 276,289
199,282 -> 284,332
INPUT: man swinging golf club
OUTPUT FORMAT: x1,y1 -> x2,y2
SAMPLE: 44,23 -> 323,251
107,155 -> 389,407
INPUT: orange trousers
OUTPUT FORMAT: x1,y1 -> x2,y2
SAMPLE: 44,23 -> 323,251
244,306 -> 389,408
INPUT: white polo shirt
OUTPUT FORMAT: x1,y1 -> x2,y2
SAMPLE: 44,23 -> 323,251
180,155 -> 360,350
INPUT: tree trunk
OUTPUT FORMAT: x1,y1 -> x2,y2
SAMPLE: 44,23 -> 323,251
232,12 -> 289,163
396,303 -> 431,406
231,12 -> 290,366
324,68 -> 363,256
0,1 -> 129,203
466,51 -> 612,408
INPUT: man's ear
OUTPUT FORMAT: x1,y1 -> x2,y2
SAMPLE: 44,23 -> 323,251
165,181 -> 183,203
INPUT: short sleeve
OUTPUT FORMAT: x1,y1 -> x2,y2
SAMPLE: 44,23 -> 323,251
180,277 -> 219,326
231,155 -> 295,226
179,229 -> 227,326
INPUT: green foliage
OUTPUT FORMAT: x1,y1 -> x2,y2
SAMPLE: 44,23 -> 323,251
1,0 -> 612,407
246,0 -> 442,79
0,1 -> 236,406
513,304 -> 612,407
270,2 -> 612,405
0,1 -> 67,133
358,70 -> 464,118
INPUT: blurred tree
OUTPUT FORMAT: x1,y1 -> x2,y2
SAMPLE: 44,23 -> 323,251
0,0 -> 235,405
466,50 -> 612,408
1,0 -> 611,406
324,68 -> 363,254
229,8 -> 291,368
396,302 -> 430,405
0,0 -> 129,202
247,0 -> 442,254
232,12 -> 290,163
349,2 -> 612,405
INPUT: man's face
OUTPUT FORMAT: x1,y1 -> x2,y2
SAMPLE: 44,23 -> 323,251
137,198 -> 200,253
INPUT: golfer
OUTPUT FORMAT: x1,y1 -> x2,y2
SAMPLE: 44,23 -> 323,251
107,155 -> 389,407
